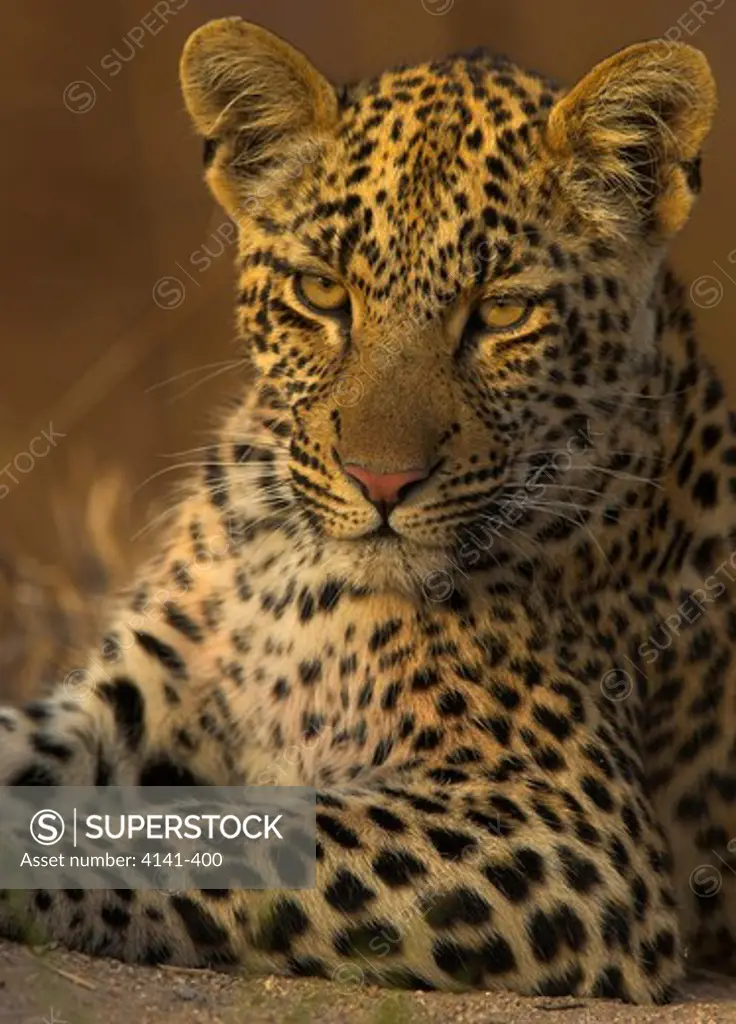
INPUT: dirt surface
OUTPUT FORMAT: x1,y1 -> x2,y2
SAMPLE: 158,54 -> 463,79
3,941 -> 736,1024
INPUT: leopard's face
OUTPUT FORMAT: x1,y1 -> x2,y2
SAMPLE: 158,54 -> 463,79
181,20 -> 715,592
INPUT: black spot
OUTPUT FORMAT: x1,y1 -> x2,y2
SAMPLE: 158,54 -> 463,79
535,965 -> 584,997
142,941 -> 173,965
692,470 -> 718,508
557,846 -> 601,893
404,793 -> 446,815
528,909 -> 560,964
476,715 -> 511,746
34,890 -> 53,912
592,965 -> 630,1001
369,619 -> 402,651
299,660 -> 322,686
134,631 -> 187,679
339,654 -> 358,679
298,590 -> 315,622
577,815 -> 597,847
632,875 -> 650,920
372,849 -> 427,887
324,869 -> 376,913
200,946 -> 240,968
484,862 -> 528,903
621,803 -> 641,841
412,667 -> 440,690
287,956 -> 328,978
424,887 -> 491,929
139,758 -> 203,787
534,747 -> 565,771
432,938 -> 484,985
316,793 -> 346,810
318,579 -> 344,611
170,895 -> 230,946
581,775 -> 614,812
23,701 -> 51,722
437,689 -> 467,716
357,679 -> 374,710
163,683 -> 180,706
302,712 -> 325,741
256,898 -> 309,953
97,678 -> 145,751
602,902 -> 631,952
703,377 -> 724,411
489,794 -> 527,823
677,450 -> 695,486
702,424 -> 722,452
371,737 -> 393,767
426,768 -> 468,785
413,727 -> 443,751
382,968 -> 435,990
399,714 -> 415,738
367,805 -> 406,832
449,746 -> 482,765
528,905 -> 587,963
31,734 -> 73,762
272,677 -> 291,700
164,603 -> 204,643
491,682 -> 520,708
676,793 -> 707,820
481,933 -> 517,974
533,704 -> 572,740
317,814 -> 361,849
532,799 -> 565,833
608,836 -> 630,875
10,765 -> 56,786
101,904 -> 130,929
381,681 -> 402,711
656,929 -> 677,958
514,847 -> 545,881
426,828 -> 477,861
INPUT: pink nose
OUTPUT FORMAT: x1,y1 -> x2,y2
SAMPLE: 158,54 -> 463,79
343,464 -> 430,507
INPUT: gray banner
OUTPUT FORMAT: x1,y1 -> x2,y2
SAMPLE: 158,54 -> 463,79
0,787 -> 316,890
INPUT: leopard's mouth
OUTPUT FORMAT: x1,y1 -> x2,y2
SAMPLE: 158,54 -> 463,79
372,522 -> 400,540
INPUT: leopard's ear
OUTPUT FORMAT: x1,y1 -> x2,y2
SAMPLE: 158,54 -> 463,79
180,18 -> 338,217
544,40 -> 717,243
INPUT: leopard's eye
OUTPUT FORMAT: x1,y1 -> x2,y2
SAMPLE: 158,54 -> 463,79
476,298 -> 531,332
295,273 -> 349,313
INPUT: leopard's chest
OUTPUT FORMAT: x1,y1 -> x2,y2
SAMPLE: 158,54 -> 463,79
206,574 -> 551,785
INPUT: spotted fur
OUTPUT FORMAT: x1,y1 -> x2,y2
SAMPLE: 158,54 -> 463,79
0,18 -> 732,1005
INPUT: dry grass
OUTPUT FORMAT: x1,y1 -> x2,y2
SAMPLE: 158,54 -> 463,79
0,466 -> 142,705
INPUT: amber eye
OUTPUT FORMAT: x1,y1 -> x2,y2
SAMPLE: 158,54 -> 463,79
475,298 -> 531,332
295,273 -> 350,313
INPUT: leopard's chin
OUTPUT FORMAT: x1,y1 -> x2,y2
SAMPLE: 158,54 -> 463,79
321,530 -> 460,598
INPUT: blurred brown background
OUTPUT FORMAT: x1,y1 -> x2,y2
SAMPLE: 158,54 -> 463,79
1,0 -> 735,697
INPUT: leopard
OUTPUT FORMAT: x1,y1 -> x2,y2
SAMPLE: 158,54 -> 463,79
1,15 -> 734,1005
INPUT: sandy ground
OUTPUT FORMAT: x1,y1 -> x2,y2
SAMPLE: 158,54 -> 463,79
3,941 -> 736,1024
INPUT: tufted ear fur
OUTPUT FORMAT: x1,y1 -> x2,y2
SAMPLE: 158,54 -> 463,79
544,40 -> 717,243
180,18 -> 339,218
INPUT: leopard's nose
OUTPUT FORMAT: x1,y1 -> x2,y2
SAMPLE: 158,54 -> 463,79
342,463 -> 431,513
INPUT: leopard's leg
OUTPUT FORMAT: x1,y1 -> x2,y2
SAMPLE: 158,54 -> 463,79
0,623 -> 238,791
0,588 -> 254,957
257,775 -> 681,1002
646,594 -> 736,970
1,756 -> 682,1001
